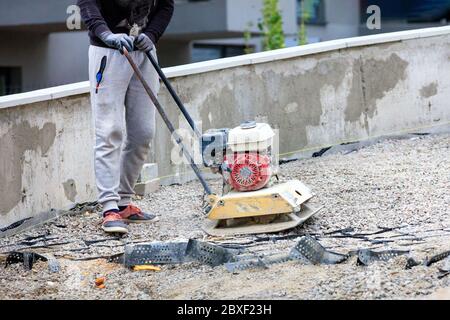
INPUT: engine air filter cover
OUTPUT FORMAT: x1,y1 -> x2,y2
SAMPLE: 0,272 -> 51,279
228,123 -> 275,152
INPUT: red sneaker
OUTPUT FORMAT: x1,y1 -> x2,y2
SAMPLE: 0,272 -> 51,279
102,212 -> 129,234
119,205 -> 159,223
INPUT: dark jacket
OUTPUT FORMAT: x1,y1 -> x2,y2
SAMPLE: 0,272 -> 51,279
78,0 -> 174,47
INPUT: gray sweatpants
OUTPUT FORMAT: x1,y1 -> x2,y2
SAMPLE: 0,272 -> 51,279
88,45 -> 160,213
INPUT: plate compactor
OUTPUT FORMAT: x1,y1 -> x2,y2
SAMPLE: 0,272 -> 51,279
122,48 -> 322,237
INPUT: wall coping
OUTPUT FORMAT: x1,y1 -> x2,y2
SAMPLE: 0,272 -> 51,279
1,25 -> 450,110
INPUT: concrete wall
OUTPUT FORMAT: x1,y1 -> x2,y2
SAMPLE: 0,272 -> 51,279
1,27 -> 450,230
0,93 -> 96,229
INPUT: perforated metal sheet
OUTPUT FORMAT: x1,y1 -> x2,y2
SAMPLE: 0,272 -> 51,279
225,257 -> 267,273
5,251 -> 48,270
124,242 -> 188,267
290,235 -> 348,265
185,239 -> 234,267
357,249 -> 409,266
224,253 -> 292,273
426,250 -> 450,266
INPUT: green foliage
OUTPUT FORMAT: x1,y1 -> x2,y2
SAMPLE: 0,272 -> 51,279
258,0 -> 286,51
244,21 -> 254,54
298,0 -> 321,46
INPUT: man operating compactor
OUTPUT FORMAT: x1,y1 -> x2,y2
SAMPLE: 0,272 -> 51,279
78,0 -> 174,234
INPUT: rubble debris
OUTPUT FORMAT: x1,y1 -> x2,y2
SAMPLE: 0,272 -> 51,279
41,254 -> 61,273
68,201 -> 100,215
95,277 -> 106,289
356,249 -> 409,266
353,226 -> 408,237
410,132 -> 431,136
0,237 -> 74,251
19,236 -> 59,247
21,240 -> 75,250
438,272 -> 450,279
290,235 -> 348,265
325,226 -> 390,238
312,147 -> 332,158
66,252 -> 124,263
23,231 -> 51,242
324,227 -> 355,236
49,223 -> 67,229
253,233 -> 309,243
405,257 -> 423,269
1,133 -> 449,299
279,157 -> 298,165
83,237 -> 121,246
438,257 -> 450,279
0,218 -> 32,233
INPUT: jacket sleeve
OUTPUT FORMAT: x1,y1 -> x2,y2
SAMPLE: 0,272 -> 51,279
144,0 -> 175,43
77,0 -> 111,37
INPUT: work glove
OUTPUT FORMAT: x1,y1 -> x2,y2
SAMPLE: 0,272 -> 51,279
134,33 -> 155,52
99,32 -> 134,52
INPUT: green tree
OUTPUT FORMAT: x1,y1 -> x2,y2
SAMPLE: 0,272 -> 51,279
258,0 -> 286,51
243,21 -> 254,54
298,0 -> 309,45
298,0 -> 321,45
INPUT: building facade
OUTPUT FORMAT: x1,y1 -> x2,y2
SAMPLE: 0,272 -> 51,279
0,0 -> 449,95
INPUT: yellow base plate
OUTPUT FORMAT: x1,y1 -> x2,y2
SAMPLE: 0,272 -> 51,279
203,203 -> 322,237
203,180 -> 321,236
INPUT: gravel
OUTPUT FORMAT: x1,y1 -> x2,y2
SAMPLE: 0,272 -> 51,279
0,133 -> 449,300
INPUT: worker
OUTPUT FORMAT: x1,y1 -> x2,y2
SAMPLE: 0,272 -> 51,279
78,0 -> 174,234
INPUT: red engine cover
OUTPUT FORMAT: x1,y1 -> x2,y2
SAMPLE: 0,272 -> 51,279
225,153 -> 272,192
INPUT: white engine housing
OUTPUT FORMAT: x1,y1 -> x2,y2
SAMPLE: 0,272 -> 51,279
227,122 -> 275,152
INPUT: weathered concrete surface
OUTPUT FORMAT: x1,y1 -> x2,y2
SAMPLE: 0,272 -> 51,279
0,95 -> 96,228
1,30 -> 450,230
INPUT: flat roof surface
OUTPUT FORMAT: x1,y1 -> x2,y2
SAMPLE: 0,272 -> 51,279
1,132 -> 449,299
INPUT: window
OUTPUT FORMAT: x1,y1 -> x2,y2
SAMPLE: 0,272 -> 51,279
297,0 -> 326,25
0,67 -> 22,96
191,44 -> 248,63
